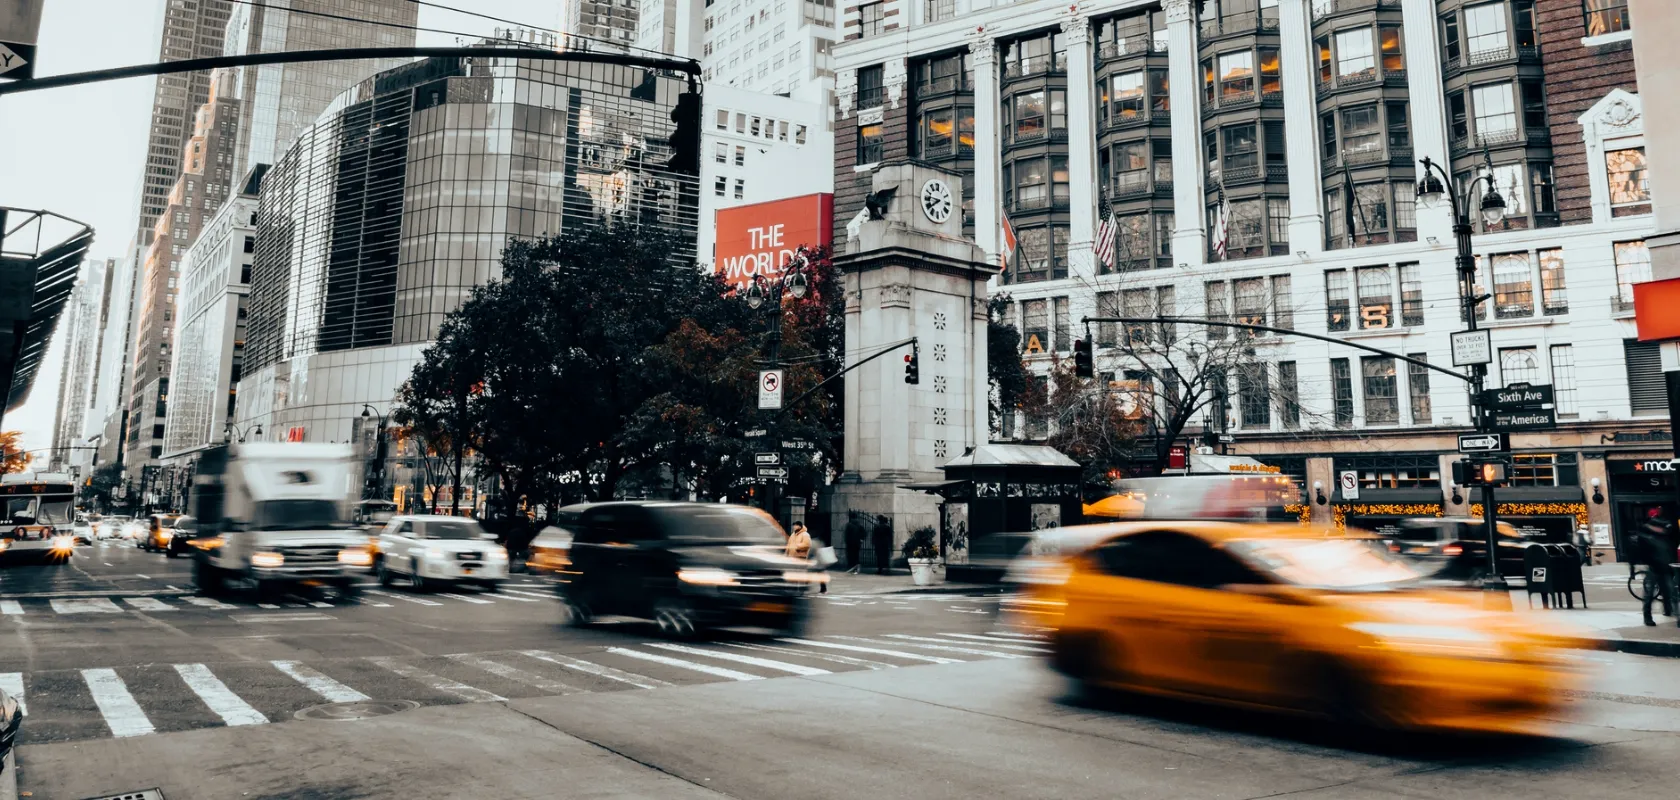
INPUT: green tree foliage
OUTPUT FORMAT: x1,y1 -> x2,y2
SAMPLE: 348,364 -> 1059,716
81,462 -> 124,512
986,295 -> 1035,436
0,431 -> 30,475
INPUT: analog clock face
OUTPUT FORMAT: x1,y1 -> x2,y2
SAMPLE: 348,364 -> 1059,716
921,179 -> 953,223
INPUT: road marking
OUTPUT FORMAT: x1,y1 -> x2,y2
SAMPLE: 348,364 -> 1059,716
930,633 -> 1052,651
606,647 -> 762,681
366,589 -> 442,606
644,643 -> 829,676
520,650 -> 670,689
182,596 -> 237,609
494,589 -> 549,601
880,638 -> 1034,655
437,592 -> 493,605
257,603 -> 281,609
102,561 -> 114,567
985,631 -> 1047,640
272,660 -> 369,703
367,657 -> 506,702
164,585 -> 183,592
446,653 -> 578,693
778,638 -> 962,664
0,600 -> 22,615
82,668 -> 155,738
135,574 -> 150,580
722,641 -> 894,670
849,635 -> 1026,659
0,673 -> 24,715
233,613 -> 334,622
174,663 -> 268,726
308,601 -> 333,608
122,597 -> 176,612
49,598 -> 124,614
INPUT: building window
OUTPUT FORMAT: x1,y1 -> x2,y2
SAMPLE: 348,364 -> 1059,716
1356,266 -> 1392,330
1521,80 -> 1547,132
1491,252 -> 1534,318
1464,2 -> 1510,56
1335,28 -> 1374,80
857,121 -> 883,164
859,2 -> 884,37
1394,180 -> 1416,233
1219,50 -> 1254,102
1362,356 -> 1398,425
856,65 -> 884,108
1112,71 -> 1145,119
1022,299 -> 1048,351
1379,25 -> 1404,71
715,142 -> 728,164
733,178 -> 745,199
1585,0 -> 1631,37
1448,90 -> 1469,142
920,107 -> 954,157
1013,90 -> 1047,141
1325,269 -> 1350,332
1472,83 -> 1517,143
1259,47 -> 1281,95
1407,354 -> 1432,424
1607,147 -> 1650,205
1500,346 -> 1539,386
1539,248 -> 1567,314
1277,361 -> 1300,428
1223,123 -> 1259,174
1239,363 -> 1271,428
1155,212 -> 1174,258
1120,288 -> 1151,344
1269,274 -> 1293,329
1266,197 -> 1289,250
925,0 -> 956,24
1331,358 -> 1354,427
1053,297 -> 1070,351
1341,104 -> 1381,157
1399,263 -> 1423,326
1234,277 -> 1266,330
1205,280 -> 1229,340
1050,90 -> 1068,132
1096,291 -> 1119,346
714,176 -> 727,196
1550,345 -> 1578,416
1626,338 -> 1668,415
1615,239 -> 1651,305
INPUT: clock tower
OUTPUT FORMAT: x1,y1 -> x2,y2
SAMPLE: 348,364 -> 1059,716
829,161 -> 993,548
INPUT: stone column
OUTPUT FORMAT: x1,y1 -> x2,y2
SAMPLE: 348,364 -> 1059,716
1278,0 -> 1324,254
971,294 -> 990,447
1401,0 -> 1454,243
840,285 -> 863,481
1063,12 -> 1099,281
970,36 -> 1002,261
1164,0 -> 1205,266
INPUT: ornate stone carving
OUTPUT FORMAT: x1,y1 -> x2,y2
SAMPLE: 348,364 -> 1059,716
972,296 -> 991,320
836,67 -> 857,120
1060,13 -> 1091,46
967,36 -> 996,67
880,283 -> 912,309
884,58 -> 908,109
1601,95 -> 1640,129
1162,0 -> 1195,25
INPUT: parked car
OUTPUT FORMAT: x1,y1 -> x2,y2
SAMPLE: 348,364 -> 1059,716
556,501 -> 819,638
142,513 -> 185,553
1389,517 -> 1528,582
375,515 -> 507,592
0,685 -> 19,774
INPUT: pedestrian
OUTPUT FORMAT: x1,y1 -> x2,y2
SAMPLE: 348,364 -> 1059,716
785,521 -> 812,560
844,513 -> 865,574
1633,511 -> 1680,627
806,525 -> 832,594
872,514 -> 893,575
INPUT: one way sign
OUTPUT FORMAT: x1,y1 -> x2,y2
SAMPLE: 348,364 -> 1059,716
0,42 -> 34,80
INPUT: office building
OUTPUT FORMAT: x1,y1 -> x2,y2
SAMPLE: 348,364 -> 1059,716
47,259 -> 113,475
701,86 -> 835,268
646,0 -> 838,98
89,247 -> 141,471
831,0 -> 1657,555
563,0 -> 640,47
131,0 -> 233,248
236,52 -> 701,455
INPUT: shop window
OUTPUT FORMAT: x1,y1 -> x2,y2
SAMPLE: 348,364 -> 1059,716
1507,453 -> 1578,487
1345,455 -> 1441,488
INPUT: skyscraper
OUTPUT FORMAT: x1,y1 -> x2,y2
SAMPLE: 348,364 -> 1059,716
132,0 -> 234,249
48,259 -> 113,476
562,0 -> 640,48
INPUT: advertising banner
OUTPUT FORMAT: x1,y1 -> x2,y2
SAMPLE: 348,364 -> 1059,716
714,193 -> 833,289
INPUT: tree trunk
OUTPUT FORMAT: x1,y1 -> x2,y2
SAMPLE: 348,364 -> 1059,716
451,443 -> 464,515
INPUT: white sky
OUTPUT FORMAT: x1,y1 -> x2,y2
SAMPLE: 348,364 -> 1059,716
1,0 -> 566,455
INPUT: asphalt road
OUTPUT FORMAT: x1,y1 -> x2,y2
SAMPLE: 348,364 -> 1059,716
6,542 -> 1680,799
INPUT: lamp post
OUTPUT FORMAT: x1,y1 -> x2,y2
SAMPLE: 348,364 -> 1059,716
360,405 -> 388,501
225,422 -> 263,443
1417,152 -> 1508,594
741,257 -> 812,518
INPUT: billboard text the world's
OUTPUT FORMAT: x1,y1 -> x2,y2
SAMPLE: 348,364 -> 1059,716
714,193 -> 833,289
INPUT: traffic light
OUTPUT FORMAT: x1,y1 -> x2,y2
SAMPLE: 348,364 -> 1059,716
1451,459 -> 1472,487
1073,338 -> 1093,378
667,91 -> 702,176
1451,459 -> 1507,487
904,348 -> 920,385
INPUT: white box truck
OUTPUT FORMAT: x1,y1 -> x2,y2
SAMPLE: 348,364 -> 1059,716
187,442 -> 371,601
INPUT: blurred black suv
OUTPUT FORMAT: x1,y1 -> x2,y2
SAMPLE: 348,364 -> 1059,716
556,502 -> 819,637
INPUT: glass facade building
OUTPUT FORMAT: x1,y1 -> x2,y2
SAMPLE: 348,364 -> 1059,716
238,51 -> 700,447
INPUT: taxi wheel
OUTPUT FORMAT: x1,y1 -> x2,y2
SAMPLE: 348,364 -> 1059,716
562,596 -> 595,627
407,559 -> 428,592
1049,630 -> 1100,679
1316,661 -> 1399,731
652,596 -> 699,640
377,561 -> 395,587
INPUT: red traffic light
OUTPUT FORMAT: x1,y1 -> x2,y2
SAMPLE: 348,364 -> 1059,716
904,354 -> 912,362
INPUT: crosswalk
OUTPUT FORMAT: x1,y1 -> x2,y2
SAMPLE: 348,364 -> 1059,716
0,581 -> 562,618
0,630 -> 1047,744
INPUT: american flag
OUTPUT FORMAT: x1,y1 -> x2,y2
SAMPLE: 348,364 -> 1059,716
1092,201 -> 1118,271
1211,184 -> 1230,261
1000,212 -> 1019,271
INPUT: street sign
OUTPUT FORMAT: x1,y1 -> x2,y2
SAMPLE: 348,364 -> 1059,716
756,466 -> 788,481
1339,470 -> 1359,500
1482,383 -> 1554,411
743,428 -> 767,438
758,369 -> 783,410
1450,329 -> 1492,366
0,0 -> 42,81
0,41 -> 33,80
1493,408 -> 1558,431
781,439 -> 815,450
754,452 -> 781,466
1457,432 -> 1509,453
1217,434 -> 1234,444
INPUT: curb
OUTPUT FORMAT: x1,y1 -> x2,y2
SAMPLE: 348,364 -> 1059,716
2,750 -> 17,800
1603,637 -> 1680,658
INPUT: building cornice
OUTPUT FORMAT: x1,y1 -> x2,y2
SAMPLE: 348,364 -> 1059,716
832,0 -> 1163,69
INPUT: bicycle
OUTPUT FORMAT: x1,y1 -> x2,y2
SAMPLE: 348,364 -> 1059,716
1630,567 -> 1650,602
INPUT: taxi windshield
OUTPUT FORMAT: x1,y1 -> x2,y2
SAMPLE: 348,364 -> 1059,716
1228,538 -> 1421,588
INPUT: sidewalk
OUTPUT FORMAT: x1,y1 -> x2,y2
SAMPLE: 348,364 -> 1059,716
822,566 -> 998,596
1512,563 -> 1680,658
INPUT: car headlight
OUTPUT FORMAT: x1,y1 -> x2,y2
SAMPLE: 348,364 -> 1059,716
158,531 -> 173,541
251,551 -> 285,568
488,546 -> 507,561
338,549 -> 373,567
52,536 -> 74,550
678,567 -> 739,586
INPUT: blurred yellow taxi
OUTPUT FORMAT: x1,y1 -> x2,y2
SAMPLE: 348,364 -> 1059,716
1011,520 -> 1591,735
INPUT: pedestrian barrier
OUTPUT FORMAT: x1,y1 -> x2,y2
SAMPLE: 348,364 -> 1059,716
1523,543 -> 1587,609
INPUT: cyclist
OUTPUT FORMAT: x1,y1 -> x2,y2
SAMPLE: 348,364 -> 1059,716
1631,511 -> 1680,627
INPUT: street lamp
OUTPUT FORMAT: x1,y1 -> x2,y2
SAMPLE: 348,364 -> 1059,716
741,254 -> 812,368
361,405 -> 389,501
225,422 -> 263,443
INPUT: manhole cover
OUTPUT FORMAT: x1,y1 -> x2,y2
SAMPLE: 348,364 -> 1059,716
294,699 -> 419,721
80,791 -> 165,800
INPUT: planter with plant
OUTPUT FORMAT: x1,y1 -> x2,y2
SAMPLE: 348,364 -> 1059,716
902,526 -> 940,586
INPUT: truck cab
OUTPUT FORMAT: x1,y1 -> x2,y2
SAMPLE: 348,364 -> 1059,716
188,442 -> 372,601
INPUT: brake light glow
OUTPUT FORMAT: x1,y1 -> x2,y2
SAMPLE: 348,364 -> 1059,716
1443,544 -> 1463,556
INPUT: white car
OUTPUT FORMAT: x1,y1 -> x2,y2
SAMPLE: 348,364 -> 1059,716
375,515 -> 506,592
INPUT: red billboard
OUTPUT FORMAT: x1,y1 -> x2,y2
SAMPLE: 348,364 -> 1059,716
1635,276 -> 1680,342
714,193 -> 833,290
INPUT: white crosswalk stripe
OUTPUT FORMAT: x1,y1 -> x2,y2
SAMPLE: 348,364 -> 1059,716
919,633 -> 1052,652
437,592 -> 493,605
272,660 -> 369,703
446,653 -> 578,693
368,657 -> 506,702
82,668 -> 155,738
644,642 -> 830,676
50,598 -> 124,614
778,638 -> 962,664
494,588 -> 550,601
366,589 -> 443,606
181,596 -> 237,610
985,631 -> 1047,640
606,647 -> 762,681
521,650 -> 670,689
0,672 -> 24,715
174,664 -> 268,726
123,597 -> 175,612
722,641 -> 895,670
871,634 -> 1030,658
0,600 -> 23,615
257,603 -> 282,609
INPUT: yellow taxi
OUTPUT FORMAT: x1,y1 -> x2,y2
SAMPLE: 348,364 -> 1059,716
1009,519 -> 1592,736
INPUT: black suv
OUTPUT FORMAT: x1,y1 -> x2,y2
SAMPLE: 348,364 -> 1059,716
557,502 -> 818,637
1391,517 -> 1529,582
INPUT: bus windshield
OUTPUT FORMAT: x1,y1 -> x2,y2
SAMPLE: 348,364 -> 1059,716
2,492 -> 76,526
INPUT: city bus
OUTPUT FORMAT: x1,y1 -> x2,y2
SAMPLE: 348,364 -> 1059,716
1,473 -> 78,563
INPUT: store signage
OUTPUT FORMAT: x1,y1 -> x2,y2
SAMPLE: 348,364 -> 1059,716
1492,408 -> 1557,431
1227,463 -> 1280,473
1457,433 -> 1509,453
1482,383 -> 1554,411
714,194 -> 833,290
1450,329 -> 1492,367
1635,459 -> 1678,472
1167,445 -> 1187,470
